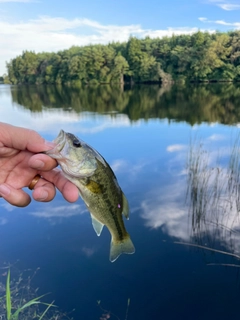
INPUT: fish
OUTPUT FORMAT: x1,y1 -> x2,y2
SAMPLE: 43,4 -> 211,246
45,130 -> 135,262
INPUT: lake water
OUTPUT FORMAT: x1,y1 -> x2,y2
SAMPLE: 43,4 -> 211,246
1,83 -> 240,319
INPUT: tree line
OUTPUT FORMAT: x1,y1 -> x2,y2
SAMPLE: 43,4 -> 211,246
3,30 -> 240,85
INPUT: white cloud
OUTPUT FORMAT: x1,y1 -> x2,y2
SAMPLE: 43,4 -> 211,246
0,217 -> 8,225
215,20 -> 240,26
73,114 -> 132,134
207,0 -> 240,10
29,204 -> 86,218
207,134 -> 225,141
111,159 -> 128,172
167,144 -> 187,152
199,17 -> 208,22
0,15 -> 215,75
199,16 -> 240,28
141,27 -> 211,38
81,246 -> 96,257
218,3 -> 240,10
110,158 -> 150,179
141,180 -> 189,240
0,202 -> 15,212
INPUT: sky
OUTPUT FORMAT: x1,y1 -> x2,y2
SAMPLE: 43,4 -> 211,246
0,0 -> 240,75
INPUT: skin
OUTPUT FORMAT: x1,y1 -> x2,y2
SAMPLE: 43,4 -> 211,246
0,122 -> 79,207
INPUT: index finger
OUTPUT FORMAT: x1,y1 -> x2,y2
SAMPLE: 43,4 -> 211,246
40,169 -> 79,202
28,153 -> 58,171
0,122 -> 55,153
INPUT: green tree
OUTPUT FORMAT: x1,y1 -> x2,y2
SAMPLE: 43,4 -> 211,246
112,54 -> 129,83
5,30 -> 240,84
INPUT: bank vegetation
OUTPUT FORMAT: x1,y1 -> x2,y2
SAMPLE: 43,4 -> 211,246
3,30 -> 240,85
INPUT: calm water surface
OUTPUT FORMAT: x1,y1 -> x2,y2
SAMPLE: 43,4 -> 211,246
1,84 -> 240,319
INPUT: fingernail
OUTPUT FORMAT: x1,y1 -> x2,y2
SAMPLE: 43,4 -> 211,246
0,184 -> 10,197
33,159 -> 44,169
37,190 -> 48,201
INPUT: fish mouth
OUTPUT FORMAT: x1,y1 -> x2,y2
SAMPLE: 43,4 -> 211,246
54,129 -> 66,148
44,129 -> 66,159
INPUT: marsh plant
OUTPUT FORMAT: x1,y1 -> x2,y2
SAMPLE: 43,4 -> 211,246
0,267 -> 73,320
186,135 -> 240,255
187,140 -> 226,232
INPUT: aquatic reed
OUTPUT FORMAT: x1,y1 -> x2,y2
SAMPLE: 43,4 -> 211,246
185,134 -> 240,264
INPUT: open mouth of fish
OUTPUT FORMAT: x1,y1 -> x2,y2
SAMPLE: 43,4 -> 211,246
54,129 -> 66,151
44,129 -> 67,159
44,129 -> 100,178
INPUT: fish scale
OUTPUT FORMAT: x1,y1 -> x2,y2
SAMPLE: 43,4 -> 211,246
82,160 -> 125,242
45,130 -> 135,262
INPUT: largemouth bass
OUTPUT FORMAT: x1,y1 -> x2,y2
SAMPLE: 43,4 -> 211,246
45,130 -> 135,262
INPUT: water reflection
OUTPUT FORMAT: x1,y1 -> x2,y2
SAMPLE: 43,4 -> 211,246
29,203 -> 86,219
138,131 -> 240,265
186,136 -> 240,260
2,83 -> 240,318
6,83 -> 240,124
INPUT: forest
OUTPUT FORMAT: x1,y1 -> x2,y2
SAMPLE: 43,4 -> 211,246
3,30 -> 240,85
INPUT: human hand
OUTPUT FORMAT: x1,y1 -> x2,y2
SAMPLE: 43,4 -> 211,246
0,122 -> 79,207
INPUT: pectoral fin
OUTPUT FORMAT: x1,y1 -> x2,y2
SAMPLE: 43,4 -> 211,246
122,193 -> 129,220
87,180 -> 102,193
91,214 -> 104,236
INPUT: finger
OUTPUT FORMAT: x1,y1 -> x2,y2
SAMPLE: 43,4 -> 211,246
0,122 -> 55,153
28,154 -> 58,171
32,178 -> 56,202
40,169 -> 79,203
0,183 -> 31,207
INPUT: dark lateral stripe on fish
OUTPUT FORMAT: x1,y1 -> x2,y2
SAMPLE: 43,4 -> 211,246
104,196 -> 124,241
94,160 -> 125,241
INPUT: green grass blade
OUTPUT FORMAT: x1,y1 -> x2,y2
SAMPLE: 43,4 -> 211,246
6,270 -> 12,320
12,294 -> 55,319
12,301 -> 41,319
39,301 -> 55,320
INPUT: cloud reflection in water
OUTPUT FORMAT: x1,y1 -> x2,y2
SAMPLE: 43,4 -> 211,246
29,203 -> 86,219
141,180 -> 189,241
140,134 -> 240,260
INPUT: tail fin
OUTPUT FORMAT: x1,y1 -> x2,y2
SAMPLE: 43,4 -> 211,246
110,234 -> 135,262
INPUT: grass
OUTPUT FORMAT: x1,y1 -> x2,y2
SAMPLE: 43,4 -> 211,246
1,268 -> 132,320
5,269 -> 55,320
0,267 -> 73,320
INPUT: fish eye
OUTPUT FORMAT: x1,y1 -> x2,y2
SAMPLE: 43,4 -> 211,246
73,139 -> 81,148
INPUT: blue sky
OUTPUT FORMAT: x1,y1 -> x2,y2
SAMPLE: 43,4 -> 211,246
0,0 -> 240,75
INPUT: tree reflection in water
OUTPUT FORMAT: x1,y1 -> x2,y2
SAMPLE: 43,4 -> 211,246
8,83 -> 240,125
